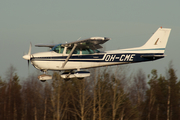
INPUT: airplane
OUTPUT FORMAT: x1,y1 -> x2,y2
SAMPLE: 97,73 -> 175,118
23,27 -> 171,82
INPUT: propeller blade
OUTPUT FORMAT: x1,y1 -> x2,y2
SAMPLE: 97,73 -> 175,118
22,42 -> 33,73
28,60 -> 30,68
23,42 -> 32,60
28,42 -> 32,59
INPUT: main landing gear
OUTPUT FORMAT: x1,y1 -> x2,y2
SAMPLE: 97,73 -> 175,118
38,70 -> 52,82
37,70 -> 90,82
61,70 -> 90,80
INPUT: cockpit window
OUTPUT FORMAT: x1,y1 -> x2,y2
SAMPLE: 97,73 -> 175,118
66,48 -> 80,54
52,45 -> 64,53
81,48 -> 100,54
94,49 -> 100,53
66,48 -> 98,55
82,48 -> 94,54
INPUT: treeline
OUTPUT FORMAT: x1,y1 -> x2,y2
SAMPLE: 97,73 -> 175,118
0,64 -> 180,120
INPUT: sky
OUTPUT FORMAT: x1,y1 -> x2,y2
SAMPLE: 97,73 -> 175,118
1,0 -> 180,79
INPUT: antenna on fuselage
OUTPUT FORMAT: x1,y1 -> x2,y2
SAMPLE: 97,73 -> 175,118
77,37 -> 81,41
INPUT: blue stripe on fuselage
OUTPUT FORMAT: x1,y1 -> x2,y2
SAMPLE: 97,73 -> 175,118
31,53 -> 164,62
122,48 -> 165,51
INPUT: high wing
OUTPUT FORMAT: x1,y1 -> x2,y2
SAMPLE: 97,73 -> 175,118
61,37 -> 110,50
35,37 -> 110,50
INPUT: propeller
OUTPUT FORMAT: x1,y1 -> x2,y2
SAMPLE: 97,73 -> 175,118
23,42 -> 32,67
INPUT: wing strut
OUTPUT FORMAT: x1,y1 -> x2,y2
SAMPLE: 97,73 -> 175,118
61,44 -> 77,68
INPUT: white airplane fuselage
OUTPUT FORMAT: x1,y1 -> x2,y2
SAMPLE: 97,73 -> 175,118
23,27 -> 171,80
30,47 -> 164,72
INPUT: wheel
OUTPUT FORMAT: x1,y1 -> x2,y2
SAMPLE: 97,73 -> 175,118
78,77 -> 84,80
40,80 -> 46,82
64,78 -> 70,81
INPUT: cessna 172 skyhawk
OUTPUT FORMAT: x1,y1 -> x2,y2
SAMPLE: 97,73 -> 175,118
23,27 -> 171,81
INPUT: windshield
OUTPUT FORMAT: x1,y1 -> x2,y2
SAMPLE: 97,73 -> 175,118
51,45 -> 64,53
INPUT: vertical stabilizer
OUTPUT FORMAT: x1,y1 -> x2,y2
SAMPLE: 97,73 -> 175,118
140,27 -> 171,53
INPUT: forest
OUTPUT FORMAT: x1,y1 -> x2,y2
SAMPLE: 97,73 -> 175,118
0,63 -> 180,120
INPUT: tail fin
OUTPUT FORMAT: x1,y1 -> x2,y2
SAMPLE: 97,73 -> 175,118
140,27 -> 171,53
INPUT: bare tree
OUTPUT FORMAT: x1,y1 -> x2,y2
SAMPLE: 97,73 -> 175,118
92,68 -> 98,120
97,68 -> 110,120
6,65 -> 16,120
111,66 -> 127,120
68,77 -> 92,120
0,76 -> 7,120
2,65 -> 22,120
21,73 -> 43,120
51,72 -> 70,120
129,69 -> 147,119
43,82 -> 52,120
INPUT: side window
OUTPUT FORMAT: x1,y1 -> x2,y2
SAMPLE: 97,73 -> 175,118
94,49 -> 100,53
66,48 -> 80,54
59,47 -> 64,53
82,48 -> 94,54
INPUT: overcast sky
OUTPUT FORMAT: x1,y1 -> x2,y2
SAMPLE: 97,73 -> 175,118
1,0 -> 180,79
